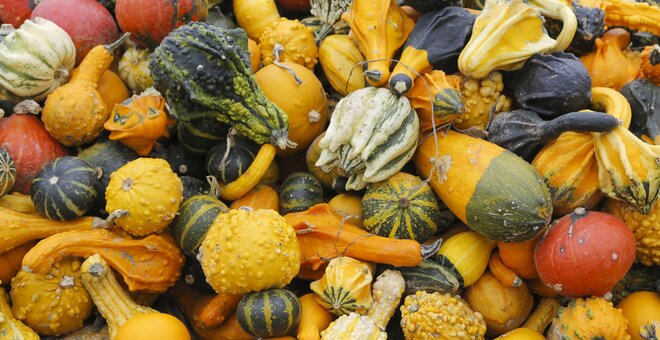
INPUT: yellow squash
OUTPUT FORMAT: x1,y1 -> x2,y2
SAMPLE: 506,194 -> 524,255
318,34 -> 366,96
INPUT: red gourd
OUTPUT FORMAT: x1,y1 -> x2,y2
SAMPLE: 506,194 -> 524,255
0,0 -> 32,27
0,103 -> 66,194
31,0 -> 119,64
116,0 -> 208,49
534,208 -> 636,297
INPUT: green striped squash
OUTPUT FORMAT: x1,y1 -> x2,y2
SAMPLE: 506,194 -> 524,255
177,118 -> 230,155
0,147 -> 16,197
30,156 -> 99,220
236,289 -> 302,338
279,172 -> 324,215
206,138 -> 258,184
172,194 -> 229,256
388,259 -> 461,296
362,172 -> 444,242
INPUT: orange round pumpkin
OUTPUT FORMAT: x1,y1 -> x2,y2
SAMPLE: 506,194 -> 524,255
115,313 -> 191,340
616,291 -> 660,340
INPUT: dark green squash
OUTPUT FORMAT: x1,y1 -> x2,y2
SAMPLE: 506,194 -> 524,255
0,147 -> 16,197
487,110 -> 620,161
388,7 -> 476,94
206,6 -> 237,29
236,288 -> 302,338
610,263 -> 660,304
205,136 -> 258,184
545,4 -> 605,55
177,117 -> 230,155
620,79 -> 660,143
165,141 -> 206,179
171,194 -> 229,256
382,258 -> 461,296
506,52 -> 592,119
180,176 -> 211,201
30,156 -> 99,220
630,31 -> 660,47
397,0 -> 462,13
362,172 -> 445,242
150,22 -> 293,150
279,172 -> 324,214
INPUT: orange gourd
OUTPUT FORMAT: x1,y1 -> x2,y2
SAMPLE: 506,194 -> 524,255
488,251 -> 523,287
70,68 -> 130,111
616,292 -> 660,340
248,38 -> 261,73
580,28 -> 639,90
0,241 -> 37,285
328,193 -> 363,228
497,236 -> 540,279
297,293 -> 335,340
406,70 -> 464,132
230,184 -> 279,211
115,313 -> 191,340
640,44 -> 660,85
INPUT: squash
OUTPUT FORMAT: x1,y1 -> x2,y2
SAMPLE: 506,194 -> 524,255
191,292 -> 244,329
21,229 -> 184,292
321,269 -> 405,339
177,118 -> 231,155
31,156 -> 99,221
236,288 -> 301,337
606,198 -> 660,266
11,257 -> 92,336
0,0 -> 32,27
255,62 -> 329,155
0,147 -> 16,197
279,172 -> 324,214
0,241 -> 37,286
498,237 -> 540,280
522,297 -> 561,334
298,293 -> 335,340
341,0 -> 415,87
309,0 -> 352,42
247,38 -> 261,73
0,289 -> 39,340
94,70 -> 130,111
42,33 -> 129,146
435,231 -> 497,287
548,297 -> 630,340
150,23 -> 294,150
306,132 -> 341,190
233,0 -> 281,41
199,208 -> 301,295
580,28 -> 640,90
495,328 -> 545,340
328,194 -> 363,228
0,18 -> 75,101
620,79 -> 660,145
464,271 -> 534,337
318,34 -> 366,96
602,0 -> 660,37
387,257 -> 461,295
115,313 -> 191,340
362,172 -> 445,242
534,208 -> 637,297
453,71 -> 511,130
206,136 -> 258,184
488,251 -> 523,287
0,192 -> 37,215
310,257 -> 375,316
407,71 -> 464,133
259,19 -> 319,70
640,44 -> 660,85
389,7 -> 476,94
105,158 -> 183,236
400,291 -> 487,339
0,101 -> 67,194
617,292 -> 660,340
219,143 -> 277,201
172,194 -> 229,256
230,184 -> 279,211
414,131 -> 552,242
118,45 -> 154,93
316,87 -> 420,191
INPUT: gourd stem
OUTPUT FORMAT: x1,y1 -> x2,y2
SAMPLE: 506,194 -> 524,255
104,33 -> 131,53
420,239 -> 442,259
104,210 -> 129,228
273,44 -> 303,85
12,100 -> 42,115
315,24 -> 333,44
207,175 -> 221,199
540,111 -> 620,143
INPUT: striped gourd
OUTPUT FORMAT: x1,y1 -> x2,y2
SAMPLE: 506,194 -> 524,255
171,194 -> 229,256
279,172 -> 324,214
30,156 -> 99,221
362,172 -> 444,242
236,288 -> 302,338
0,147 -> 16,197
435,231 -> 497,287
390,258 -> 462,295
177,118 -> 230,155
206,138 -> 258,184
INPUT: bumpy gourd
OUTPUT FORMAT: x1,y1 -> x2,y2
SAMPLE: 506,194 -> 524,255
11,257 -> 92,336
259,18 -> 319,70
41,33 -> 129,146
233,0 -> 281,41
602,0 -> 660,37
0,289 -> 38,340
640,45 -> 660,85
400,291 -> 487,339
118,45 -> 154,93
453,71 -> 511,130
580,29 -> 640,90
318,34 -> 366,96
406,71 -> 464,132
199,208 -> 300,295
105,158 -> 183,236
548,297 -> 630,340
606,198 -> 660,266
310,257 -> 375,316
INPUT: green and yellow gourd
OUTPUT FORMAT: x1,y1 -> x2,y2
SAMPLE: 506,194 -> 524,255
0,147 -> 16,197
236,289 -> 302,338
177,118 -> 231,155
435,231 -> 497,287
310,257 -> 375,316
206,136 -> 258,184
171,194 -> 229,256
118,45 -> 154,94
406,71 -> 464,132
279,172 -> 324,215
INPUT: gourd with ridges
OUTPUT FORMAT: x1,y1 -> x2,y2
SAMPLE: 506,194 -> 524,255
406,70 -> 464,132
118,45 -> 154,93
606,198 -> 660,266
150,22 -> 293,150
548,297 -> 630,340
310,257 -> 375,316
236,288 -> 302,338
31,156 -> 100,221
280,172 -> 324,215
0,289 -> 38,340
171,194 -> 229,256
0,147 -> 16,197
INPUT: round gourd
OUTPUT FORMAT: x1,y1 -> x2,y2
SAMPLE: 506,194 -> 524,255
199,209 -> 300,295
30,156 -> 99,221
0,147 -> 17,197
236,289 -> 302,338
616,292 -> 660,340
164,141 -> 206,180
255,62 -> 329,156
362,172 -> 444,242
171,195 -> 229,256
495,328 -> 545,340
115,313 -> 191,340
534,208 -> 637,297
328,194 -> 363,228
206,138 -> 258,184
279,171 -> 324,214
310,257 -> 375,316
548,297 -> 630,340
118,46 -> 154,93
259,18 -> 319,70
105,158 -> 183,236
177,118 -> 231,155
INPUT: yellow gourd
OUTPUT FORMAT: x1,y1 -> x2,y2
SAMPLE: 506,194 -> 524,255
219,144 -> 277,201
248,38 -> 261,73
453,71 -> 511,130
233,0 -> 281,41
318,34 -> 366,96
297,293 -> 335,340
115,313 -> 191,340
328,194 -> 363,228
259,18 -> 319,70
580,29 -> 640,90
495,328 -> 545,340
437,231 -> 497,287
0,192 -> 37,215
0,241 -> 37,286
0,289 -> 38,340
118,45 -> 154,93
605,198 -> 660,266
617,292 -> 660,340
548,297 -> 630,340
310,257 -> 375,316
69,68 -> 130,116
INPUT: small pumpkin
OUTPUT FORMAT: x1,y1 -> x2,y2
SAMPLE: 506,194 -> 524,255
310,257 -> 375,316
548,297 -> 630,340
259,18 -> 319,70
0,147 -> 16,197
318,34 -> 366,96
279,171 -> 324,214
580,28 -> 640,90
115,313 -> 190,340
236,289 -> 302,338
171,194 -> 229,256
118,45 -> 154,93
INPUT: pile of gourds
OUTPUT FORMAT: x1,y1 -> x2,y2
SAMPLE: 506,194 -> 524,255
1,0 -> 659,338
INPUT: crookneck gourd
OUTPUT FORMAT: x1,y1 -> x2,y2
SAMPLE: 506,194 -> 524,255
150,22 -> 294,149
310,257 -> 375,316
406,70 -> 464,132
21,229 -> 184,292
341,0 -> 415,87
41,33 -> 129,146
0,289 -> 38,340
315,87 -> 420,191
580,28 -> 640,90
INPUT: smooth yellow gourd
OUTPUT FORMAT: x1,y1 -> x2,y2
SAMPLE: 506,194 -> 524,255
328,194 -> 363,228
297,293 -> 335,340
616,292 -> 660,340
496,328 -> 546,340
437,231 -> 497,287
318,34 -> 366,96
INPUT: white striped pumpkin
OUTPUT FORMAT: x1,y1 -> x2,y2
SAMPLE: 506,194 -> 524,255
0,147 -> 16,196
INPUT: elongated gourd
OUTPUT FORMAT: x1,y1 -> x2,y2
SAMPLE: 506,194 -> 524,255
220,143 -> 277,201
196,293 -> 244,328
436,231 -> 497,287
233,0 -> 281,41
488,250 -> 523,287
0,289 -> 39,340
522,298 -> 561,333
0,241 -> 37,285
413,131 -> 552,242
0,192 -> 37,215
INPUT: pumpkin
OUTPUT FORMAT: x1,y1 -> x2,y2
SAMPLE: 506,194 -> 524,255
0,18 -> 75,101
10,257 -> 92,336
580,28 -> 640,90
400,291 -> 487,340
406,70 -> 464,132
236,289 -> 302,338
328,194 -> 363,228
318,34 -> 366,96
177,118 -> 231,155
42,33 -> 129,146
548,297 -> 630,340
30,156 -> 99,221
116,0 -> 207,48
0,289 -> 39,339
118,45 -> 154,93
171,194 -> 229,256
453,71 -> 511,130
233,0 -> 281,41
310,257 -> 375,316
620,79 -> 660,145
105,158 -> 183,236
279,172 -> 324,214
297,293 -> 335,340
0,241 -> 37,286
435,231 -> 497,288
255,62 -> 329,155
606,198 -> 660,266
230,184 -> 279,211
309,0 -> 352,41
464,271 -> 534,337
342,0 -> 415,87
0,0 -> 32,27
259,18 -> 319,70
200,208 -> 301,295
534,208 -> 636,297
362,172 -> 445,242
0,148 -> 16,197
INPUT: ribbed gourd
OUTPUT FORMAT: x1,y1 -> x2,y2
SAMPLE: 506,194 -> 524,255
310,257 -> 375,316
580,28 -> 640,90
236,288 -> 302,338
309,0 -> 352,42
406,71 -> 464,132
319,34 -> 366,96
118,45 -> 154,93
206,137 -> 258,184
0,147 -> 17,197
171,194 -> 229,256
315,87 -> 420,191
